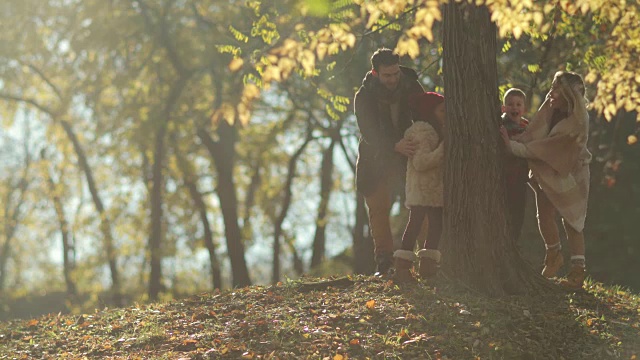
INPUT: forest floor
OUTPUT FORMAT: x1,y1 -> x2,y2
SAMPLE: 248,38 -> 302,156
0,275 -> 638,359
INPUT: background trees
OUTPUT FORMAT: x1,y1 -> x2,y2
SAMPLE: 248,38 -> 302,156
0,0 -> 638,316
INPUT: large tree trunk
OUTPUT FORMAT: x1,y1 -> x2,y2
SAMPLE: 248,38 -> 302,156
442,2 -> 549,296
59,119 -> 123,305
198,122 -> 252,287
310,138 -> 336,269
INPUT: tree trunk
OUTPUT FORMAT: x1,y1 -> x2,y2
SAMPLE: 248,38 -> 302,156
148,123 -> 166,301
174,149 -> 223,290
45,169 -> 78,297
310,138 -> 336,269
0,160 -> 30,291
198,122 -> 252,287
352,192 -> 375,274
442,2 -> 550,296
147,76 -> 189,301
271,132 -> 313,283
59,119 -> 123,305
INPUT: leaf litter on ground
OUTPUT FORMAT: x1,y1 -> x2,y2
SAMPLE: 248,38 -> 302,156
0,275 -> 638,359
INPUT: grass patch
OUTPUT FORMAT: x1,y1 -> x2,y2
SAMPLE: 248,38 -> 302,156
0,275 -> 638,359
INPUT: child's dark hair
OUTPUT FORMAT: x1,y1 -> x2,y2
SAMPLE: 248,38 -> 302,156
503,88 -> 526,104
371,48 -> 399,71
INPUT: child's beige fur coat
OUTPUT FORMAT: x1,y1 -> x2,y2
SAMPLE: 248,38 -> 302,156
404,121 -> 444,208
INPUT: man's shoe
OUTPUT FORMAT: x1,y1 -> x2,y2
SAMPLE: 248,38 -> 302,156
374,253 -> 393,276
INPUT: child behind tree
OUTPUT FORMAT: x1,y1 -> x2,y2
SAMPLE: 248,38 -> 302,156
501,88 -> 530,241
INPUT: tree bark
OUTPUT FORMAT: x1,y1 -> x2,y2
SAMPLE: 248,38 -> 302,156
148,123 -> 166,301
198,122 -> 252,287
173,148 -> 223,290
45,167 -> 78,297
147,75 -> 189,301
352,192 -> 375,274
442,2 -> 550,296
310,138 -> 336,269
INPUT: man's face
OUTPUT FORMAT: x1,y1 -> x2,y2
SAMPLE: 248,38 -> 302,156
375,63 -> 401,91
502,95 -> 526,122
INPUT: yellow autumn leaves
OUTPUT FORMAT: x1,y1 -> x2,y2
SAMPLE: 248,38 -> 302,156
226,0 -> 640,125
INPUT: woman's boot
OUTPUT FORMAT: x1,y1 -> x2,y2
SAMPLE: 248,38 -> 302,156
417,249 -> 441,279
392,250 -> 416,283
558,264 -> 586,290
541,243 -> 564,278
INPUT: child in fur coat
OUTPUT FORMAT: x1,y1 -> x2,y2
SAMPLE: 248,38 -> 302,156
393,92 -> 446,283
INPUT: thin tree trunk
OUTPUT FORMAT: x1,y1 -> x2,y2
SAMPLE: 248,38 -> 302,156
0,162 -> 30,291
442,2 -> 550,296
271,132 -> 313,284
198,122 -> 252,287
148,75 -> 189,301
310,138 -> 336,269
148,123 -> 166,301
174,149 -> 223,290
352,192 -> 375,274
242,161 -> 261,238
339,136 -> 375,275
59,119 -> 123,305
44,167 -> 77,297
0,93 -> 123,303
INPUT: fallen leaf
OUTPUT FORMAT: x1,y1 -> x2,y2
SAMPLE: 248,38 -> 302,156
366,300 -> 375,309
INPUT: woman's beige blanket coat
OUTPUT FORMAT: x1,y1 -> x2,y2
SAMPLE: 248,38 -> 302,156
404,121 -> 444,208
509,98 -> 591,232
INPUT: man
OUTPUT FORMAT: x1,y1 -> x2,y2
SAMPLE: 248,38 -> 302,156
354,48 -> 425,275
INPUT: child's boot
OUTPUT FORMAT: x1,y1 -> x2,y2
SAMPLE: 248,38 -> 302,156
392,250 -> 416,283
417,249 -> 441,279
541,243 -> 564,278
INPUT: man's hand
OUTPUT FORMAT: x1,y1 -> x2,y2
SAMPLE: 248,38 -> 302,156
394,138 -> 417,157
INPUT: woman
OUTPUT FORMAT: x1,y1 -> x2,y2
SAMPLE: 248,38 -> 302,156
501,71 -> 591,289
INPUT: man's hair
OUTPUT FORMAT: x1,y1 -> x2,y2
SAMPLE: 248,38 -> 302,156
371,48 -> 399,71
503,88 -> 526,104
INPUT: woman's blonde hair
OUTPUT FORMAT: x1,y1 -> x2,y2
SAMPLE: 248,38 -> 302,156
549,71 -> 588,114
